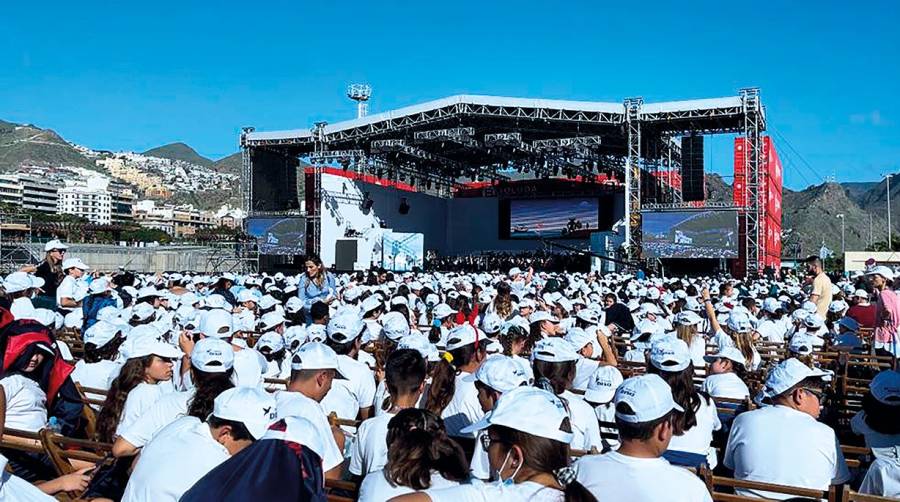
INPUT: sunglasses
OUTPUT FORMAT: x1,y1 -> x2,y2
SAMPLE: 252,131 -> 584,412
802,387 -> 825,401
51,249 -> 67,254
479,434 -> 508,450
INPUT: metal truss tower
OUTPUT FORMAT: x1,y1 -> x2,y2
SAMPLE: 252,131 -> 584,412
741,88 -> 764,277
348,84 -> 372,119
624,97 -> 643,259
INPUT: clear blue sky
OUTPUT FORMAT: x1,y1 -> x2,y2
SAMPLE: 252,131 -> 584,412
1,1 -> 898,190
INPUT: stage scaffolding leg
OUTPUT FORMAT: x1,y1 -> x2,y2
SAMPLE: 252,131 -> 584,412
240,128 -> 255,218
741,88 -> 763,277
624,97 -> 643,262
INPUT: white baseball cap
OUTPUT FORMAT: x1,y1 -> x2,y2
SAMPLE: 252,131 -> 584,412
870,370 -> 900,405
283,325 -> 308,351
398,334 -> 440,362
326,312 -> 365,343
237,290 -> 257,304
88,277 -> 111,295
762,297 -> 782,314
137,286 -> 162,299
763,358 -> 832,398
480,313 -> 503,335
789,333 -> 818,356
122,336 -> 182,360
432,303 -> 457,319
828,300 -> 849,314
211,387 -> 277,440
703,346 -> 747,367
191,337 -> 235,373
531,337 -> 579,363
258,311 -> 286,332
44,239 -> 68,251
258,294 -> 279,310
461,386 -> 573,444
262,416 -> 327,460
673,311 -> 703,326
284,296 -> 303,314
584,365 -> 624,404
445,324 -> 481,351
306,324 -> 327,343
4,272 -> 45,294
199,309 -> 234,339
255,332 -> 286,353
649,338 -> 692,372
528,311 -> 558,324
853,289 -> 870,299
289,342 -> 345,379
380,311 -> 410,342
803,315 -> 825,330
726,310 -> 753,333
361,295 -> 382,314
564,327 -> 594,352
475,355 -> 528,393
62,258 -> 89,271
867,266 -> 895,281
83,321 -> 122,348
614,374 -> 684,423
575,309 -> 600,325
130,303 -> 156,322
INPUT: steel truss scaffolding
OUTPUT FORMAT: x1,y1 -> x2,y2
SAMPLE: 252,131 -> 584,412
241,91 -> 767,274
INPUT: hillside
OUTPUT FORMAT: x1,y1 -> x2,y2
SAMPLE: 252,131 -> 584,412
842,181 -> 879,206
0,120 -> 97,173
142,142 -> 213,168
213,152 -> 242,175
705,173 -> 731,203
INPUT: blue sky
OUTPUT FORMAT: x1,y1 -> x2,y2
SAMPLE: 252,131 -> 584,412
2,1 -> 898,189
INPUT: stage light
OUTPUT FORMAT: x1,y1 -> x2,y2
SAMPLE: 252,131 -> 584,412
399,198 -> 410,215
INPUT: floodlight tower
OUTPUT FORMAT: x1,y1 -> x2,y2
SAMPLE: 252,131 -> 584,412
347,83 -> 372,118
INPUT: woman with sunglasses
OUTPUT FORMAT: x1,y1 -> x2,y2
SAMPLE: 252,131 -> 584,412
392,386 -> 596,502
31,239 -> 68,310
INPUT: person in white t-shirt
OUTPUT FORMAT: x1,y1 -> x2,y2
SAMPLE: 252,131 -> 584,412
469,355 -> 530,480
851,370 -> 900,463
275,342 -> 346,479
531,337 -> 603,453
95,336 -> 182,443
394,386 -> 596,502
582,365 -> 624,452
113,337 -> 235,457
359,408 -> 468,501
701,346 -> 750,400
0,338 -> 57,433
424,324 -> 487,443
55,257 -> 90,313
647,338 -> 721,468
0,453 -> 93,501
255,331 -> 291,380
723,358 -> 851,498
121,387 -> 276,502
71,320 -> 126,407
179,309 -> 267,389
860,457 -> 900,497
322,312 -> 377,424
575,374 -> 712,502
350,348 -> 427,480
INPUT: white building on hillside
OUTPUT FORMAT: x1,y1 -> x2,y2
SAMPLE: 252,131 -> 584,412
58,176 -> 113,224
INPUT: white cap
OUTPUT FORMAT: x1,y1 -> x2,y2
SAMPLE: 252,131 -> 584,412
531,337 -> 579,363
44,239 -> 68,251
763,358 -> 833,398
258,311 -> 286,332
200,309 -> 234,339
870,370 -> 900,405
342,286 -> 362,302
584,365 -> 624,404
480,313 -> 503,335
853,289 -> 869,299
703,346 -> 747,367
762,297 -> 782,314
529,311 -> 558,324
283,325 -> 308,351
326,312 -> 365,343
306,324 -> 327,343
191,337 -> 235,373
867,266 -> 895,281
237,290 -> 257,304
255,332 -> 285,353
673,311 -> 702,326
649,338 -> 692,372
509,267 -> 523,277
4,272 -> 45,294
788,333 -> 818,356
726,310 -> 753,333
289,342 -> 345,379
262,416 -> 326,461
614,374 -> 684,423
564,327 -> 594,352
122,336 -> 182,360
361,295 -> 382,314
445,324 -> 480,351
62,258 -> 89,271
258,295 -> 279,310
83,321 -> 121,348
461,386 -> 573,443
398,334 -> 440,362
829,300 -> 849,313
432,303 -> 457,319
475,355 -> 528,393
380,311 -> 410,341
130,303 -> 156,322
88,277 -> 111,295
211,387 -> 277,440
576,309 -> 600,325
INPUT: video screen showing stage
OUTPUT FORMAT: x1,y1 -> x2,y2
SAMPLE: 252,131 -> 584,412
642,210 -> 738,259
247,217 -> 306,255
508,198 -> 600,239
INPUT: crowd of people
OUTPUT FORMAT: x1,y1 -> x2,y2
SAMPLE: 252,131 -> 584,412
427,250 -> 591,274
0,239 -> 899,501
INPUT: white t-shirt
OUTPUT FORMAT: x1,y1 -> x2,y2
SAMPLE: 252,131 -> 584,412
116,382 -> 169,437
666,394 -> 721,468
860,457 -> 900,498
71,359 -> 122,408
349,412 -> 394,476
687,335 -> 707,369
119,391 -> 193,449
572,358 -> 599,392
441,372 -> 484,438
0,453 -> 54,501
702,372 -> 749,400
756,318 -> 787,343
576,450 -> 713,502
56,275 -> 87,310
321,355 -> 376,424
0,374 -> 47,432
275,390 -> 343,471
469,431 -> 491,480
232,347 -> 267,388
427,480 -> 564,502
593,401 -> 619,451
359,469 -> 459,501
561,390 -> 603,452
373,378 -> 429,417
121,416 -> 230,502
724,405 -> 851,499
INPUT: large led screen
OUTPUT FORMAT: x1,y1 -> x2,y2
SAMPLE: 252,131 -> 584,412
642,210 -> 738,258
508,198 -> 599,239
247,217 -> 306,255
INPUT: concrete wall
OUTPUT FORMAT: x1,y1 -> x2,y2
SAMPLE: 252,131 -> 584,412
12,243 -> 239,274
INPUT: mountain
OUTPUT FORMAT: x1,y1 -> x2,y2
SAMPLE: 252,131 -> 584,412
842,181 -> 880,207
0,120 -> 97,173
704,173 -> 730,203
212,152 -> 242,176
142,142 -> 213,168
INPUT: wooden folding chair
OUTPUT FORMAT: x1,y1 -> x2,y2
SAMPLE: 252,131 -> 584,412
842,485 -> 899,501
710,475 -> 837,502
0,428 -> 43,454
325,478 -> 359,502
326,412 -> 362,429
39,429 -> 112,476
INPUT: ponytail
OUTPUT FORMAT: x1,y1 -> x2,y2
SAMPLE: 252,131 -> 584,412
385,409 -> 468,490
425,343 -> 482,414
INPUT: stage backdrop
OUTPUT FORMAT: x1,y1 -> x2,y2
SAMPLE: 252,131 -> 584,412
382,232 -> 424,272
247,217 -> 306,255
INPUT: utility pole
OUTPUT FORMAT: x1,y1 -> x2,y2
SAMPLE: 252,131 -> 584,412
837,214 -> 845,255
886,174 -> 893,249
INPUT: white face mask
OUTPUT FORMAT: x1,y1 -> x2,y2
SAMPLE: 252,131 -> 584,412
495,448 -> 523,486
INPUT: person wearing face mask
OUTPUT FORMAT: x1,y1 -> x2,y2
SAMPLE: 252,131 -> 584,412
723,358 -> 850,498
574,374 -> 712,502
120,387 -> 276,502
393,386 -> 596,502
